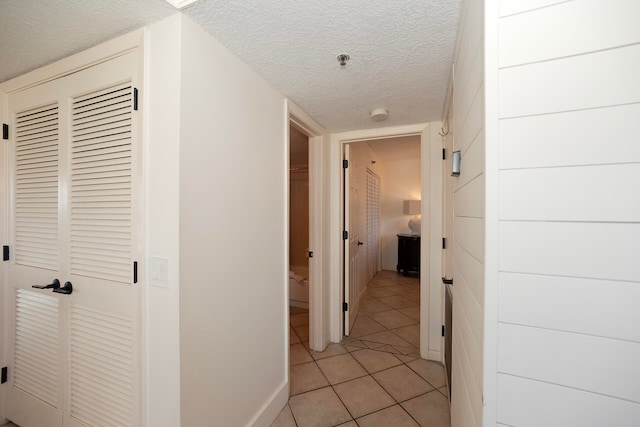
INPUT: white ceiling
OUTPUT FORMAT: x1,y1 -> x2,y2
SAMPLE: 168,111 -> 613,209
1,0 -> 462,132
366,135 -> 421,162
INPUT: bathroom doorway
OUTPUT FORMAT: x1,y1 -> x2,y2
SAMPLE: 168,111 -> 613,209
289,125 -> 311,344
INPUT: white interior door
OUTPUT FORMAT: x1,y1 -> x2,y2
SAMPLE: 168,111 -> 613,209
343,145 -> 361,336
4,52 -> 141,427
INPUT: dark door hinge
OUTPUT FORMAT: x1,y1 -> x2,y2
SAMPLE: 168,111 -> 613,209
442,237 -> 446,249
133,88 -> 139,111
343,230 -> 348,240
3,245 -> 9,261
1,367 -> 7,384
308,251 -> 313,258
343,159 -> 349,168
133,261 -> 138,284
2,124 -> 8,140
442,148 -> 446,160
343,302 -> 348,312
442,325 -> 445,337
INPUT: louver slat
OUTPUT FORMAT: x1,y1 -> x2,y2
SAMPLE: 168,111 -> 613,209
14,103 -> 59,269
70,304 -> 134,427
70,82 -> 132,283
14,290 -> 59,407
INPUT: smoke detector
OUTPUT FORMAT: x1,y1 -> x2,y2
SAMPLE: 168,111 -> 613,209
370,108 -> 388,122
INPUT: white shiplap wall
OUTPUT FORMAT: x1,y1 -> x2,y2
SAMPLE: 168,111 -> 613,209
450,0 -> 485,425
496,0 -> 640,425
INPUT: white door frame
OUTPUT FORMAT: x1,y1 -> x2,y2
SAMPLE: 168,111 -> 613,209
286,100 -> 328,352
329,123 -> 443,361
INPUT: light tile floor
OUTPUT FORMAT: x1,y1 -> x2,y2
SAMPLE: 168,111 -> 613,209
275,270 -> 450,427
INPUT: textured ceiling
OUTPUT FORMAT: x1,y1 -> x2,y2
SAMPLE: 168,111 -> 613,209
1,0 -> 462,132
0,0 -> 176,83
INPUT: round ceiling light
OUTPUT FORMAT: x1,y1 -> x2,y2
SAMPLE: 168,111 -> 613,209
370,108 -> 388,121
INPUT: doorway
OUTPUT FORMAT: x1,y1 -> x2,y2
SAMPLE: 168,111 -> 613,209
286,101 -> 327,353
342,135 -> 422,339
330,123 -> 443,361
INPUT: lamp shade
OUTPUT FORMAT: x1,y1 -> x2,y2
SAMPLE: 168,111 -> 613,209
403,200 -> 421,215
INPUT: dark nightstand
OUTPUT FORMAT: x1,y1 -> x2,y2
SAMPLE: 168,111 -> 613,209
397,234 -> 420,277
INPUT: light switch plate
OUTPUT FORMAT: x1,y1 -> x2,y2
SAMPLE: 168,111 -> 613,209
150,257 -> 169,288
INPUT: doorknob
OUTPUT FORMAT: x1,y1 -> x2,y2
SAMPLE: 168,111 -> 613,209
32,279 -> 60,290
53,281 -> 73,295
358,241 -> 364,246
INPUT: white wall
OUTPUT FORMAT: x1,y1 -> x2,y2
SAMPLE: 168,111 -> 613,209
177,15 -> 288,427
490,1 -> 640,425
144,14 -> 182,427
379,154 -> 421,270
448,0 -> 486,425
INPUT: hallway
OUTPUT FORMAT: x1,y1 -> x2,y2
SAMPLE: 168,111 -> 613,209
274,270 -> 450,427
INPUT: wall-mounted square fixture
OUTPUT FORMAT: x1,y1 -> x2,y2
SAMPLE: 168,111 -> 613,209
452,150 -> 461,176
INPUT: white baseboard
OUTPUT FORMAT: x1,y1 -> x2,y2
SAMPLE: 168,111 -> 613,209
248,380 -> 289,427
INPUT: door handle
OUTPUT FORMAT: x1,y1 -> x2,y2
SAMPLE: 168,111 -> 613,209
32,279 -> 60,290
357,241 -> 364,246
53,281 -> 73,295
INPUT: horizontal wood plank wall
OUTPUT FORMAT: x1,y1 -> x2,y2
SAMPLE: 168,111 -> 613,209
497,0 -> 640,425
450,0 -> 485,425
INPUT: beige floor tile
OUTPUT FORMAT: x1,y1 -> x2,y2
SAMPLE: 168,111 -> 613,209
333,376 -> 395,418
290,361 -> 330,395
351,348 -> 403,373
401,391 -> 450,427
393,345 -> 418,356
375,344 -> 400,354
356,404 -> 420,427
438,386 -> 449,398
363,340 -> 387,350
348,315 -> 387,337
344,345 -> 361,352
396,354 -> 419,363
289,387 -> 352,427
309,343 -> 347,360
398,306 -> 420,321
371,278 -> 396,287
316,353 -> 367,385
392,324 -> 420,348
359,299 -> 394,314
270,404 -> 297,427
370,309 -> 417,329
378,295 -> 418,309
294,325 -> 310,342
336,422 -> 358,427
341,339 -> 367,349
359,330 -> 414,348
290,343 -> 313,366
290,327 -> 301,344
367,287 -> 398,298
290,312 -> 310,327
373,365 -> 434,402
406,359 -> 447,388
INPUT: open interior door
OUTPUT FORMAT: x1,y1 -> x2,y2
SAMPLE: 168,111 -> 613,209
343,144 -> 362,336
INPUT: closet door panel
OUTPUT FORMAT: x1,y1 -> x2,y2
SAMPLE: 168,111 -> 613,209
4,51 -> 141,427
64,51 -> 141,427
6,72 -> 66,427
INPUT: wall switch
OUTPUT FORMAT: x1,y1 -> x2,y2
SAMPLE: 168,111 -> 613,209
150,257 -> 169,288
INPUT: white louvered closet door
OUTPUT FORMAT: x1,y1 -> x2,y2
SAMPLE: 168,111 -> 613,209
366,170 -> 381,282
5,52 -> 141,427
